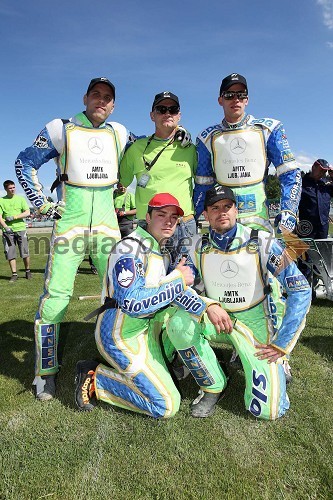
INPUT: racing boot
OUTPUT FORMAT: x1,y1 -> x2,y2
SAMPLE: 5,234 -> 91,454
191,388 -> 226,418
33,375 -> 56,401
75,360 -> 99,411
283,360 -> 293,384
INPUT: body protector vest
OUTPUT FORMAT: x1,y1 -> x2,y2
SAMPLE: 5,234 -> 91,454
59,122 -> 120,188
199,229 -> 268,312
211,128 -> 268,222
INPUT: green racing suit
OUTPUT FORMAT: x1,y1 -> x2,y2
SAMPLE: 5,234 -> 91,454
15,112 -> 130,376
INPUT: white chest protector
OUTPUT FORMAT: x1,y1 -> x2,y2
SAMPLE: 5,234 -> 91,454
211,128 -> 267,187
64,124 -> 119,187
200,244 -> 266,312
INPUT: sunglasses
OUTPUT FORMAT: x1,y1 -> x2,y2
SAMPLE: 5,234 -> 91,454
221,91 -> 248,101
154,105 -> 180,115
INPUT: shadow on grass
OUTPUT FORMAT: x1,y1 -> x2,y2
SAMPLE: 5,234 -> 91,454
0,320 -> 97,401
0,268 -> 47,280
1,320 -> 251,418
300,335 -> 333,361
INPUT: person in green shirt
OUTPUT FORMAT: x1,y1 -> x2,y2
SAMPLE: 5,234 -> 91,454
0,180 -> 32,282
113,183 -> 137,237
119,91 -> 197,253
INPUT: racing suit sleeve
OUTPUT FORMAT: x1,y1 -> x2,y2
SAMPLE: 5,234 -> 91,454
15,119 -> 64,211
170,249 -> 220,320
266,122 -> 302,215
266,239 -> 311,354
110,235 -> 189,318
193,136 -> 215,220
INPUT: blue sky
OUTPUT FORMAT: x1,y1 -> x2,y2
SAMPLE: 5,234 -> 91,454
1,0 -> 333,198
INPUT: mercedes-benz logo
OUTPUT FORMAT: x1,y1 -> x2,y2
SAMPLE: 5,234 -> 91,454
220,260 -> 239,278
88,137 -> 104,154
230,137 -> 246,155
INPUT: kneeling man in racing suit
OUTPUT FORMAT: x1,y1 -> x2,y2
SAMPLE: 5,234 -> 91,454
75,193 -> 232,418
167,185 -> 311,419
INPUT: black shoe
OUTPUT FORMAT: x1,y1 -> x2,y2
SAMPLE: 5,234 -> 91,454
90,265 -> 98,275
25,270 -> 32,279
33,375 -> 56,401
75,360 -> 99,411
191,389 -> 226,418
9,274 -> 18,283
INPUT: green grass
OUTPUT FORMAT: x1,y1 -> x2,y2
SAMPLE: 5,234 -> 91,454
0,233 -> 332,499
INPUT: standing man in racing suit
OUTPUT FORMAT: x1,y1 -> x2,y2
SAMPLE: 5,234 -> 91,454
75,193 -> 231,417
194,73 -> 303,374
120,91 -> 197,253
167,185 -> 311,419
194,73 -> 302,233
15,77 -> 130,401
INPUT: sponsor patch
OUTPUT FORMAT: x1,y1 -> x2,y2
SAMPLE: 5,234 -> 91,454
135,262 -> 144,278
34,135 -> 49,149
268,253 -> 282,271
236,193 -> 256,213
285,274 -> 308,291
178,346 -> 215,386
41,324 -> 56,370
115,257 -> 135,288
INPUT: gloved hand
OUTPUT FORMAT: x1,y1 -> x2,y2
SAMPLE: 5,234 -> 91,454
39,201 -> 66,220
5,216 -> 15,222
3,226 -> 14,234
174,125 -> 192,147
274,210 -> 297,234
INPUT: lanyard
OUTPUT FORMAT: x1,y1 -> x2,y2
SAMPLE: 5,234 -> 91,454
142,135 -> 175,171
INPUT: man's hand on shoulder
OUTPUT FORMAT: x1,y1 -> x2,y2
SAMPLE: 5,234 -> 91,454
176,257 -> 194,286
207,304 -> 233,334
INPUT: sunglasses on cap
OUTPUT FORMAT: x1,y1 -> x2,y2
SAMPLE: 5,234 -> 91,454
221,91 -> 248,101
154,105 -> 180,115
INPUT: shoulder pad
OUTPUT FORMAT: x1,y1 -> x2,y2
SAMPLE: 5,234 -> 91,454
198,123 -> 224,141
106,121 -> 127,133
247,116 -> 280,132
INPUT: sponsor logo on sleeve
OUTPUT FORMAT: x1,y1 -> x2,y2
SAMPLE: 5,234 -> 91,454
285,274 -> 309,291
34,135 -> 49,149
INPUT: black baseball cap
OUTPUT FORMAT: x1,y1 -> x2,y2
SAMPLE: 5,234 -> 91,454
219,73 -> 248,95
204,185 -> 236,209
87,77 -> 116,99
313,159 -> 331,170
152,91 -> 179,110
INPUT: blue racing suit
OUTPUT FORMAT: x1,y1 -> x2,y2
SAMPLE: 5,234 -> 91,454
167,224 -> 311,419
194,114 -> 302,233
94,225 -> 218,418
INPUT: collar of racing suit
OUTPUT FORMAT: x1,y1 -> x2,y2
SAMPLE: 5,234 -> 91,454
209,225 -> 238,251
222,113 -> 250,130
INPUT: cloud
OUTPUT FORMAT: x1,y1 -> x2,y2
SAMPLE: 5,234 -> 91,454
327,41 -> 333,47
295,154 -> 316,172
317,0 -> 333,29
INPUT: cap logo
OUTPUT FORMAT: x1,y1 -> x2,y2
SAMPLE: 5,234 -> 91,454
231,73 -> 239,80
163,92 -> 171,98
